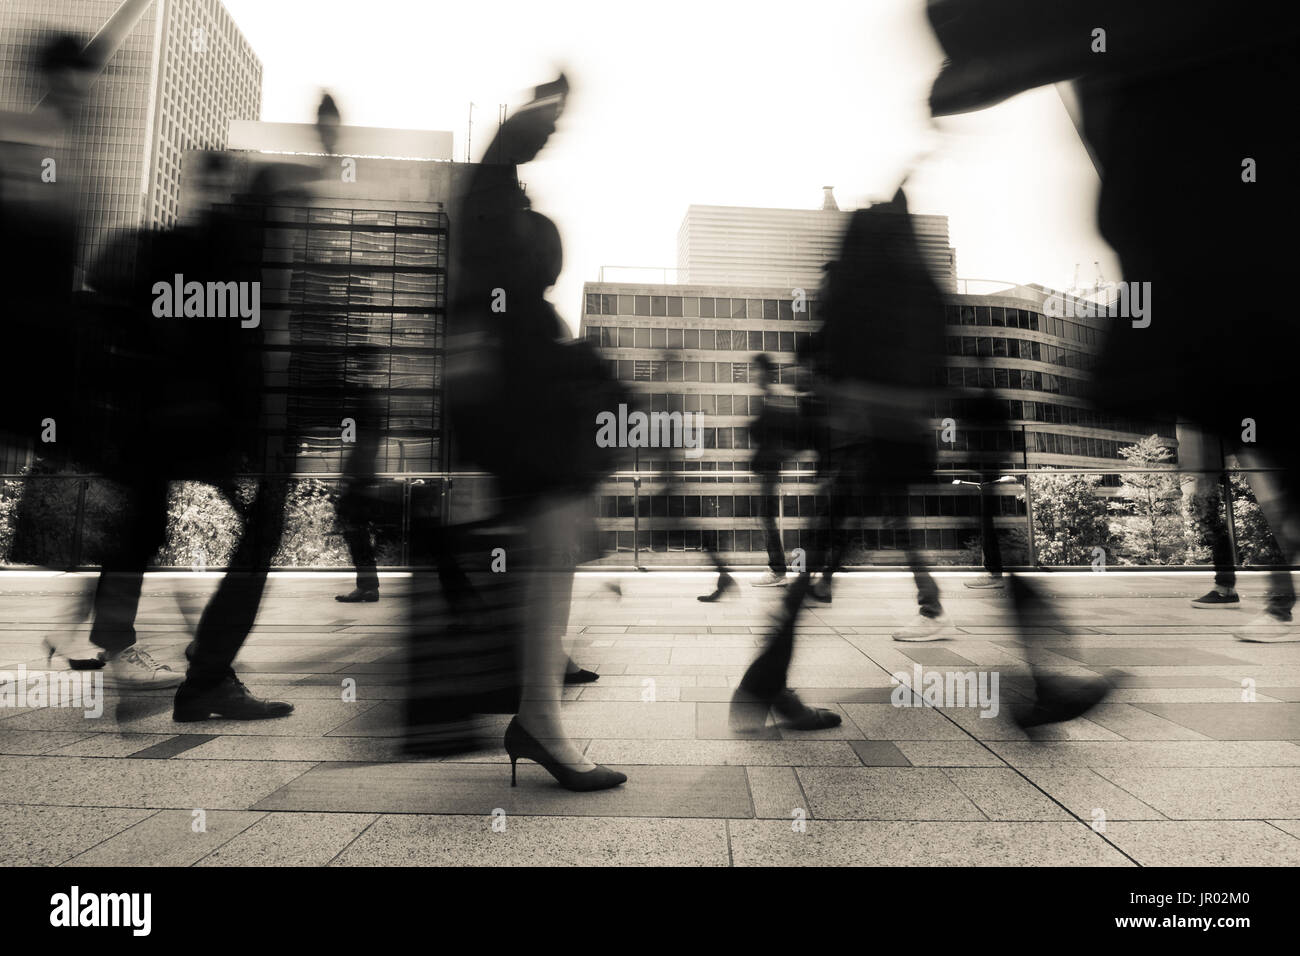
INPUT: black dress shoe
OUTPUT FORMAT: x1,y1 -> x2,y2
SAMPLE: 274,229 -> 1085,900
336,588 -> 379,603
771,689 -> 842,730
1013,675 -> 1109,732
174,676 -> 294,722
563,668 -> 600,685
697,572 -> 735,603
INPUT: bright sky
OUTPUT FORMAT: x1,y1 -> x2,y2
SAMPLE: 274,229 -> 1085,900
223,0 -> 1121,333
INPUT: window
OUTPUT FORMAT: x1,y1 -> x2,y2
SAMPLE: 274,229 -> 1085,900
667,296 -> 683,317
652,296 -> 666,316
682,297 -> 699,318
699,297 -> 715,318
635,295 -> 651,316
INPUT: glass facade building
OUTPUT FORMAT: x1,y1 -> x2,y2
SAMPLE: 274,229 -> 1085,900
578,281 -> 1174,563
0,0 -> 262,278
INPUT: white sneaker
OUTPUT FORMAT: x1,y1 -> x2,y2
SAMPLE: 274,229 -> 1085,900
892,611 -> 952,642
752,571 -> 787,587
964,575 -> 1005,589
1234,612 -> 1299,643
102,647 -> 184,688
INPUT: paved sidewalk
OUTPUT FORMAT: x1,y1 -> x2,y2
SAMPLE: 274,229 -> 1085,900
1,570 -> 1298,866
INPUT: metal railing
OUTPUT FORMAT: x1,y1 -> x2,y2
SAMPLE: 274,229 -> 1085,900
0,461 -> 1291,573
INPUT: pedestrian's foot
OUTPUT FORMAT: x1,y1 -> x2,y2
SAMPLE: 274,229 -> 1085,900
174,675 -> 294,721
563,667 -> 600,685
752,571 -> 787,588
1013,675 -> 1109,732
102,647 -> 183,689
892,611 -> 951,642
698,572 -> 735,603
964,574 -> 1005,589
1191,588 -> 1240,608
335,588 -> 379,603
771,689 -> 842,730
42,638 -> 104,671
1234,610 -> 1298,643
809,577 -> 832,604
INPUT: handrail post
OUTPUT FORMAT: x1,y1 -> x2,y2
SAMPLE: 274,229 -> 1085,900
70,477 -> 88,570
1220,439 -> 1240,570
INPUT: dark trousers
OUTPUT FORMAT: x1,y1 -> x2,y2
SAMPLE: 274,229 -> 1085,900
89,474 -> 288,688
89,475 -> 170,655
978,485 -> 1004,577
741,439 -> 939,700
337,436 -> 381,592
757,471 -> 786,575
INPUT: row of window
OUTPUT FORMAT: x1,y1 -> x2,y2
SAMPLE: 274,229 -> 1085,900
946,335 -> 1095,370
943,305 -> 1100,346
585,293 -> 813,321
601,528 -> 991,554
586,325 -> 812,354
932,397 -> 1172,438
595,493 -> 1024,519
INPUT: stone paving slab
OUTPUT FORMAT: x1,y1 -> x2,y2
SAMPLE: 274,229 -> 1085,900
3,570 -> 1300,865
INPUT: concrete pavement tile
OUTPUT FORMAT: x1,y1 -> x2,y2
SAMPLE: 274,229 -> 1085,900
1102,821 -> 1300,866
0,729 -> 96,755
1268,819 -> 1300,838
1016,767 -> 1168,819
989,740 -> 1300,768
0,804 -> 154,865
196,811 -> 378,866
1045,647 -> 1252,666
943,768 -> 1073,821
895,740 -> 1005,767
178,736 -> 404,762
1095,766 -> 1300,819
794,766 -> 984,820
1128,703 -> 1300,740
840,703 -> 971,740
747,766 -> 808,819
941,706 -> 1122,741
0,755 -> 317,810
45,733 -> 179,758
586,738 -> 861,766
332,814 -> 730,866
728,820 -> 1132,866
848,740 -> 911,766
1082,704 -> 1213,740
64,808 -> 264,866
3,698 -> 376,737
254,761 -> 754,818
577,683 -> 681,702
697,701 -> 780,739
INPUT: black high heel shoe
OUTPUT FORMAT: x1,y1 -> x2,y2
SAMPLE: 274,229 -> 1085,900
504,717 -> 627,792
563,666 -> 600,685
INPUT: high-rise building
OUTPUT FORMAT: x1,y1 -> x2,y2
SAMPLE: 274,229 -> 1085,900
676,194 -> 958,292
0,0 -> 262,276
578,279 -> 1172,564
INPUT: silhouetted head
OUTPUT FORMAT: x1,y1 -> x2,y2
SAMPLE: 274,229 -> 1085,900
754,352 -> 775,388
516,209 -> 562,292
316,92 -> 341,154
39,34 -> 94,117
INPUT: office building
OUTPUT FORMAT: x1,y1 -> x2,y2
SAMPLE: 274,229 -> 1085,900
578,279 -> 1173,564
676,192 -> 958,292
0,0 -> 263,277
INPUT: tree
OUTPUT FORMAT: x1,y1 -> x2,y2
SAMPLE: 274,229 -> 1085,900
1026,471 -> 1113,565
1112,435 -> 1184,564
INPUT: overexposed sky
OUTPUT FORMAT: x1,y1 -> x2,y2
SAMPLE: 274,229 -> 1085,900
223,0 -> 1121,332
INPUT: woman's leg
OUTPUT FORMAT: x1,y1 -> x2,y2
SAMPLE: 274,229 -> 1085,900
515,494 -> 593,769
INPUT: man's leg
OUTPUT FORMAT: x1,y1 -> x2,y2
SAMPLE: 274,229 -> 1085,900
89,475 -> 183,687
175,477 -> 293,719
1180,422 -> 1239,606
